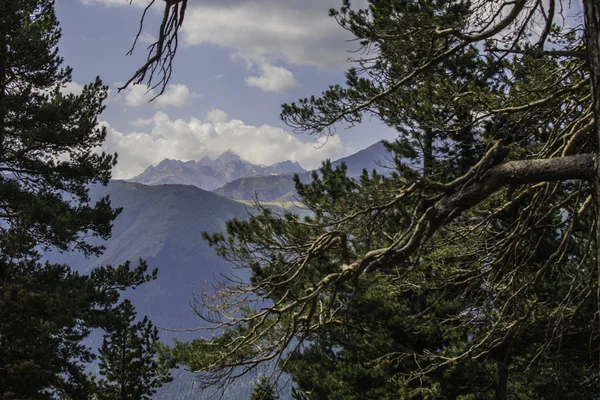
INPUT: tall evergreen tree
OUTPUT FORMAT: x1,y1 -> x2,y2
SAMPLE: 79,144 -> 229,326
97,300 -> 173,400
0,0 -> 118,262
249,375 -> 278,400
0,260 -> 156,399
0,1 -> 160,398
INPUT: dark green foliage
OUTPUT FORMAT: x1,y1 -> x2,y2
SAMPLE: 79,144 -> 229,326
249,375 -> 278,400
290,386 -> 309,400
48,181 -> 256,399
97,299 -> 173,400
0,259 -> 156,399
272,3 -> 595,397
281,1 -> 499,180
0,1 -> 164,398
0,0 -> 118,260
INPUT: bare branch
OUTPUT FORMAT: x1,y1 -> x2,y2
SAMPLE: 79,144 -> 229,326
120,0 -> 187,98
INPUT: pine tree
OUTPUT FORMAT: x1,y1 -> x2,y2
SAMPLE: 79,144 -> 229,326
0,260 -> 157,398
0,1 -> 160,398
249,375 -> 278,400
97,300 -> 173,400
0,0 -> 118,262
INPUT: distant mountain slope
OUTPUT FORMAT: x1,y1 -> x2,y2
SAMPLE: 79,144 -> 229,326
40,141 -> 391,397
46,181 -> 260,399
333,140 -> 393,176
214,174 -> 304,202
51,181 -> 248,322
129,150 -> 305,191
214,141 -> 393,202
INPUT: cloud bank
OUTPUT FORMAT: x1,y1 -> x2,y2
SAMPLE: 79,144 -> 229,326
101,110 -> 345,179
79,0 -> 368,86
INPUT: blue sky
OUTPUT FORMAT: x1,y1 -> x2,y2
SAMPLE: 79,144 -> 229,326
55,0 -> 396,178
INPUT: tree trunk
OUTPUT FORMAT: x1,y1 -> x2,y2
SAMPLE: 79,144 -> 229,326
423,127 -> 433,177
583,0 -> 600,376
0,4 -> 9,268
495,362 -> 509,400
120,327 -> 128,399
423,78 -> 434,177
0,5 -> 8,152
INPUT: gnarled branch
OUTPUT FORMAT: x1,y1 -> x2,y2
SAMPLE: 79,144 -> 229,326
121,0 -> 187,99
186,146 -> 596,386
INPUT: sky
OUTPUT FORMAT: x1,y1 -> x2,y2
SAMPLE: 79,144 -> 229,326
55,0 -> 396,179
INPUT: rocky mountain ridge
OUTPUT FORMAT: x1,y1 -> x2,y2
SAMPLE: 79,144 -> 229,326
214,141 -> 393,201
130,150 -> 306,191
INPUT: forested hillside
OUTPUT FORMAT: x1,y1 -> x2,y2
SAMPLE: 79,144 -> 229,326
51,181 -> 246,323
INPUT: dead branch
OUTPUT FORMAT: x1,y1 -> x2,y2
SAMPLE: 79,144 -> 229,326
120,0 -> 187,99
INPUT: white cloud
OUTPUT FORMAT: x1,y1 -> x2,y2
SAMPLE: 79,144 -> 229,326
245,62 -> 298,93
205,108 -> 228,124
138,31 -> 158,44
60,81 -> 85,95
122,85 -> 148,107
181,1 -> 364,70
155,84 -> 195,107
80,0 -> 370,70
101,111 -> 346,179
118,83 -> 197,108
131,117 -> 154,127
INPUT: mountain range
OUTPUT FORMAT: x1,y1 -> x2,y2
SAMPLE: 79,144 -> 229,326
214,141 -> 393,201
130,150 -> 306,191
